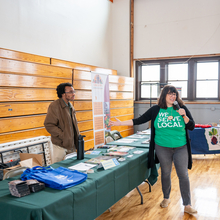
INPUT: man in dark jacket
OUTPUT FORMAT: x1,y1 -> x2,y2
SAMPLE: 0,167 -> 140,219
44,83 -> 79,163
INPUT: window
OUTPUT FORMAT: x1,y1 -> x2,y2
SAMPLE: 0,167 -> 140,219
141,65 -> 160,98
168,63 -> 188,98
196,62 -> 218,98
135,56 -> 220,101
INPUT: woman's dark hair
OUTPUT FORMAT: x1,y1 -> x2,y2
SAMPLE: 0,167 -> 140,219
56,83 -> 73,98
157,85 -> 184,109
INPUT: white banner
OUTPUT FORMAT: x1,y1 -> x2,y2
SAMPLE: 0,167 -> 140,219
91,73 -> 110,148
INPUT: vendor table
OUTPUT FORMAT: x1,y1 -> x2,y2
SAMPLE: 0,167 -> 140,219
0,147 -> 158,220
189,127 -> 220,154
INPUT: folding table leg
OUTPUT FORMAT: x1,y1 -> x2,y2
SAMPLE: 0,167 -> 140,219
145,179 -> 151,192
136,186 -> 143,204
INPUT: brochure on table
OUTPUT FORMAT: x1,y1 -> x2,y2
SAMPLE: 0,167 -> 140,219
68,163 -> 97,172
108,145 -> 135,152
101,158 -> 120,170
85,155 -> 119,164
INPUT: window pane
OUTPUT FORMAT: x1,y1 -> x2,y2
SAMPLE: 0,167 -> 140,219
196,81 -> 218,98
142,65 -> 160,81
141,84 -> 160,98
197,62 -> 218,80
167,81 -> 187,98
168,63 -> 188,80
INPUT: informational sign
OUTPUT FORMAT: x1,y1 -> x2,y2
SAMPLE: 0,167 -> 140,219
101,158 -> 120,170
205,127 -> 220,150
91,73 -> 110,148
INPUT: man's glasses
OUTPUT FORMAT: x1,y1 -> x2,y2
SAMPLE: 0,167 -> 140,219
65,91 -> 76,94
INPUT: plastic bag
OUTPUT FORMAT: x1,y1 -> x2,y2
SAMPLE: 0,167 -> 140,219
21,166 -> 87,190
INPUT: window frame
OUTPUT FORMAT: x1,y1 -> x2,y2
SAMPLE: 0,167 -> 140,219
135,56 -> 220,101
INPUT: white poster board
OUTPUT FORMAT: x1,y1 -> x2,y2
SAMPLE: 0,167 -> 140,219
91,73 -> 110,148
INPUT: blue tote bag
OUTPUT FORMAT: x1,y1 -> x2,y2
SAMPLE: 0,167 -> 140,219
21,166 -> 87,190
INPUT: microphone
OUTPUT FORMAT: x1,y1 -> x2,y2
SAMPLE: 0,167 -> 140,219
173,101 -> 180,110
173,101 -> 185,118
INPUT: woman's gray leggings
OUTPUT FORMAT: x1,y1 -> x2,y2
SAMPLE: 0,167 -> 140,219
155,144 -> 191,206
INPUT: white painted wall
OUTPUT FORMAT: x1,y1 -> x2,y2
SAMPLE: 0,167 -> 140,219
112,0 -> 130,76
0,0 -> 113,69
1,0 -> 219,77
134,0 -> 220,59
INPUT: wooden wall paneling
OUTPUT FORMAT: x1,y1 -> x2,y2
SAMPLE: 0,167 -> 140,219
0,88 -> 57,102
109,83 -> 133,92
75,111 -> 93,121
109,74 -> 134,138
74,70 -> 91,81
0,128 -> 50,144
73,101 -> 92,111
109,75 -> 134,84
111,125 -> 133,132
110,114 -> 134,131
51,58 -> 90,71
0,48 -> 135,149
78,120 -> 93,132
73,81 -> 91,90
110,100 -> 133,108
80,130 -> 94,141
120,128 -> 134,137
51,58 -> 117,75
0,58 -> 72,78
0,102 -> 51,118
110,114 -> 134,121
0,115 -> 46,133
110,92 -> 133,100
0,48 -> 50,64
84,139 -> 95,151
74,90 -> 92,100
0,73 -> 71,88
110,108 -> 133,117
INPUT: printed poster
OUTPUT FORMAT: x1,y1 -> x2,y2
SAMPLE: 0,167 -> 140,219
176,87 -> 182,98
91,72 -> 110,148
204,127 -> 220,150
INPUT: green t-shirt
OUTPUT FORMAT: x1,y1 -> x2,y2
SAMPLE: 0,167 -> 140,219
154,107 -> 187,148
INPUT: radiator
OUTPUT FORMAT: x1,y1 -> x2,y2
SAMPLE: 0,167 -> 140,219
0,136 -> 52,165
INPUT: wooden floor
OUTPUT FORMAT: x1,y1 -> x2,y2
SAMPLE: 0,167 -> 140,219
96,154 -> 220,220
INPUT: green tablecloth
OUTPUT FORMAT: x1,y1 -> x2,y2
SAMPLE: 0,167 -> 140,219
0,147 -> 158,220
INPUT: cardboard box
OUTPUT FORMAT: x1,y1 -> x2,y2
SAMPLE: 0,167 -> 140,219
3,165 -> 21,175
19,153 -> 43,168
2,153 -> 43,177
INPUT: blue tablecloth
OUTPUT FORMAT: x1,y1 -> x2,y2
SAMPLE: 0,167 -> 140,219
189,128 -> 220,154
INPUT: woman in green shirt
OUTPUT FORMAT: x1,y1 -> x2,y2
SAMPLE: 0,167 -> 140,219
110,85 -> 197,215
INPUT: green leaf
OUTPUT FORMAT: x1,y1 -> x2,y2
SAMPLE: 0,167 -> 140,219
212,128 -> 218,135
209,131 -> 213,136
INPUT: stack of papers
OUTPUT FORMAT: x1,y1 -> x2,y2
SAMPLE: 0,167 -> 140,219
85,156 -> 119,164
105,151 -> 128,157
141,139 -> 150,144
85,151 -> 101,155
68,163 -> 97,172
128,134 -> 145,139
115,139 -> 137,143
137,129 -> 151,135
108,146 -> 135,152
